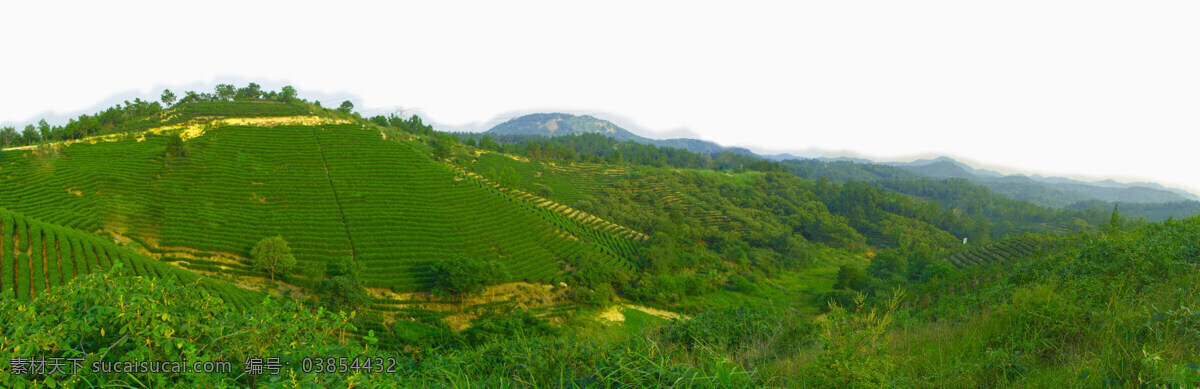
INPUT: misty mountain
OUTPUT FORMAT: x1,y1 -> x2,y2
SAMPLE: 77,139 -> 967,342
485,113 -> 1197,213
485,113 -> 756,156
885,157 -> 1197,207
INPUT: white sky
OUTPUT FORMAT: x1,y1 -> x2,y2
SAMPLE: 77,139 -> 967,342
2,1 -> 1198,194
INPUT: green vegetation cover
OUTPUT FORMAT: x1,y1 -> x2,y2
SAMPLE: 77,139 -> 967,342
1,84 -> 1196,387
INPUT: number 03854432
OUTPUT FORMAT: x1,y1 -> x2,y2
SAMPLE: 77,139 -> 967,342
300,357 -> 398,374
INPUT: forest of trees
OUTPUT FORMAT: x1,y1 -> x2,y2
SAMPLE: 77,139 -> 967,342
443,131 -> 1115,248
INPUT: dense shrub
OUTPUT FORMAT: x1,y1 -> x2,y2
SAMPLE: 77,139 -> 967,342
662,308 -> 789,352
428,256 -> 509,298
462,308 -> 559,346
316,275 -> 370,312
569,283 -> 615,307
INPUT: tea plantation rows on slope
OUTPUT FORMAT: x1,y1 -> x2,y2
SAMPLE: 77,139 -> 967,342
0,123 -> 639,291
941,236 -> 1048,269
0,208 -> 256,307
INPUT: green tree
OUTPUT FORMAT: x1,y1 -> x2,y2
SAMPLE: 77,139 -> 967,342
317,275 -> 370,312
334,257 -> 365,280
1108,204 -> 1121,232
214,84 -> 236,101
279,85 -> 298,102
866,250 -> 907,281
338,100 -> 355,114
237,83 -> 263,100
832,264 -> 870,291
164,132 -> 187,158
21,124 -> 39,145
640,232 -> 676,274
479,135 -> 498,151
251,236 -> 297,281
429,256 -> 508,298
499,166 -> 522,188
37,119 -> 51,140
432,138 -> 452,160
0,126 -> 16,147
161,89 -> 177,106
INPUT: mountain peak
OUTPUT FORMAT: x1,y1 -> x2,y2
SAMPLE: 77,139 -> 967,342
487,113 -> 644,142
483,113 -> 758,157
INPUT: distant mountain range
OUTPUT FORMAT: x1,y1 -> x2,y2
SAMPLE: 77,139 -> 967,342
485,113 -> 757,156
486,113 -> 1199,210
878,156 -> 1199,207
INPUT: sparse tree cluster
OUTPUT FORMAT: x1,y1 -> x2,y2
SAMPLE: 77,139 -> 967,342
176,83 -> 298,105
7,83 -> 314,148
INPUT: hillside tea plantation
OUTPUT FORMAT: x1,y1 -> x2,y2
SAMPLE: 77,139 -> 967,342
0,121 -> 637,292
1,89 -> 1196,388
0,208 -> 256,307
940,235 -> 1051,269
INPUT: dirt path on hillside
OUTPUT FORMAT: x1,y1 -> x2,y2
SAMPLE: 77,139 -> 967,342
597,303 -> 688,322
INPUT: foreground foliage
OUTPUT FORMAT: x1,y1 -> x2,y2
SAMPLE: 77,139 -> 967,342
0,267 -> 762,388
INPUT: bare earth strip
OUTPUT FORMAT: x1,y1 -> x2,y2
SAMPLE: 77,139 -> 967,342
597,303 -> 688,323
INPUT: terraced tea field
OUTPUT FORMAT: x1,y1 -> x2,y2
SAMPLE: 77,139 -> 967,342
466,154 -> 635,206
0,208 -> 256,307
465,154 -> 750,235
941,236 -> 1046,269
0,122 -> 640,292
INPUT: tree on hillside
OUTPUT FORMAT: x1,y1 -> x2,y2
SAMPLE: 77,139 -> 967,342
478,135 -> 498,151
640,232 -> 676,274
161,89 -> 177,106
37,119 -> 51,140
429,256 -> 508,298
832,264 -> 870,292
1108,204 -> 1121,233
236,83 -> 263,100
433,141 -> 452,160
335,257 -> 365,280
0,126 -> 16,147
165,132 -> 187,158
252,236 -> 297,281
499,166 -> 522,188
21,125 -> 39,145
214,84 -> 236,101
317,275 -> 370,312
279,85 -> 298,102
338,100 -> 355,114
866,250 -> 907,281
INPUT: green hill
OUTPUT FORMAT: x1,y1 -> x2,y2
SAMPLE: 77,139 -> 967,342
0,105 -> 637,293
